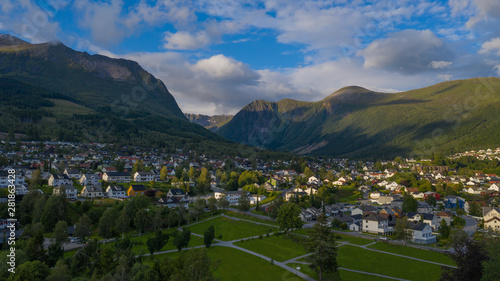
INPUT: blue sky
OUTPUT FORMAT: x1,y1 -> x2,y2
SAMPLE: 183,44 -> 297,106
1,0 -> 500,115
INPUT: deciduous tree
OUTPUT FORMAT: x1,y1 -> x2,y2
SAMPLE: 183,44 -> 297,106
306,213 -> 338,280
276,202 -> 304,234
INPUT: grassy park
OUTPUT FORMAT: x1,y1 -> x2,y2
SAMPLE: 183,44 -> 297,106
337,245 -> 443,281
234,234 -> 307,262
187,216 -> 275,241
368,242 -> 455,266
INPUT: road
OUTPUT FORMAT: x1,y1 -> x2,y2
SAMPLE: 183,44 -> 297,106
461,215 -> 478,236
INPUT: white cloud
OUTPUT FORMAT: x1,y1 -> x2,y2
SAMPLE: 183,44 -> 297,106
495,65 -> 500,75
437,74 -> 453,81
163,31 -> 211,50
192,54 -> 259,82
479,37 -> 500,55
429,61 -> 453,69
74,0 -> 124,46
358,30 -> 453,74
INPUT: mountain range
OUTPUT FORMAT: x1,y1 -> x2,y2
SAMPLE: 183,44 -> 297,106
0,34 -> 266,158
184,114 -> 233,131
1,33 -> 499,159
216,80 -> 500,159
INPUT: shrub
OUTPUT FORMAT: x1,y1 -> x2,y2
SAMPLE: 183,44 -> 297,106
259,235 -> 263,239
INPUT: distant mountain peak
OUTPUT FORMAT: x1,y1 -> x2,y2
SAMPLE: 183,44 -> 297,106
0,34 -> 30,46
323,86 -> 375,100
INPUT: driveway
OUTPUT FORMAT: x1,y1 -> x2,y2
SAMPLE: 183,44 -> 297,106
461,215 -> 478,236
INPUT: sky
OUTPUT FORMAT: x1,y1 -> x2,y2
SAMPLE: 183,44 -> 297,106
1,0 -> 500,115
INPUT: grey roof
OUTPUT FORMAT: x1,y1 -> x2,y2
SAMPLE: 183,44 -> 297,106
410,222 -> 429,231
105,172 -> 131,177
55,184 -> 77,191
108,185 -> 126,192
169,188 -> 186,195
52,174 -> 70,180
422,213 -> 435,220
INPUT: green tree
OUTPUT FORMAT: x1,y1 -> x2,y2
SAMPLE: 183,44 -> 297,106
152,208 -> 165,232
468,202 -> 482,217
25,232 -> 45,261
74,214 -> 92,241
52,220 -> 69,245
203,224 -> 215,248
46,241 -> 64,267
303,167 -> 314,180
425,195 -> 437,207
217,196 -> 230,210
99,208 -> 118,238
131,263 -> 160,281
276,202 -> 304,234
438,219 -> 450,239
193,198 -> 206,221
46,260 -> 72,281
160,166 -> 169,181
481,239 -> 500,281
132,160 -> 145,174
116,209 -> 130,238
238,170 -> 258,187
394,217 -> 413,246
159,248 -> 218,281
7,261 -> 49,281
207,196 -> 218,215
402,196 -> 418,213
30,169 -> 42,189
197,167 -> 211,194
173,228 -> 191,252
188,166 -> 197,181
237,192 -> 251,212
147,236 -> 161,256
306,213 -> 338,280
41,194 -> 68,232
440,231 -> 487,281
135,209 -> 150,234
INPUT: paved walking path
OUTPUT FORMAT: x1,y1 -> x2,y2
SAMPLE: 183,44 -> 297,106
338,268 -> 412,281
131,214 -> 457,281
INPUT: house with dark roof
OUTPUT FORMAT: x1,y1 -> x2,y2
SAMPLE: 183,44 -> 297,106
167,188 -> 187,198
133,171 -> 155,182
48,174 -> 72,186
81,185 -> 103,198
79,174 -> 100,186
64,168 -> 80,179
106,185 -> 126,198
156,196 -> 190,209
422,213 -> 438,230
127,185 -> 146,197
410,222 -> 436,244
53,184 -> 78,200
362,213 -> 393,235
103,172 -> 131,183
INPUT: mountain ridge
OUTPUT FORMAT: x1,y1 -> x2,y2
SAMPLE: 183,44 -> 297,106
217,78 -> 500,159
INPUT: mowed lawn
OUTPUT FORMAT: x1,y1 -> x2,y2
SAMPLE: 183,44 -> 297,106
338,245 -> 443,281
292,229 -> 374,245
234,234 -> 308,262
287,263 -> 394,281
187,216 -> 275,241
368,242 -> 455,266
152,246 -> 297,281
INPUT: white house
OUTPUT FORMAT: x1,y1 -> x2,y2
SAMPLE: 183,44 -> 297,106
79,174 -> 100,186
48,174 -> 72,187
0,170 -> 25,188
156,197 -> 190,209
133,171 -> 155,182
362,213 -> 393,235
102,172 -> 131,183
214,190 -> 247,205
307,176 -> 320,185
422,213 -> 439,230
249,194 -> 267,205
489,184 -> 500,192
53,184 -> 78,200
385,181 -> 400,191
410,222 -> 436,244
106,185 -> 126,198
484,208 -> 500,233
81,185 -> 103,198
64,168 -> 80,179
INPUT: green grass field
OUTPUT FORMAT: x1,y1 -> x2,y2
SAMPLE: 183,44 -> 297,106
287,263 -> 394,281
338,245 -> 443,281
151,246 -> 297,281
225,211 -> 279,226
368,242 -> 455,266
335,233 -> 374,245
187,216 -> 275,241
234,234 -> 307,262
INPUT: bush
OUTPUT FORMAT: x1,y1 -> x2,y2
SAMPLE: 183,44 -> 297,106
218,234 -> 222,239
266,233 -> 270,238
259,235 -> 263,239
